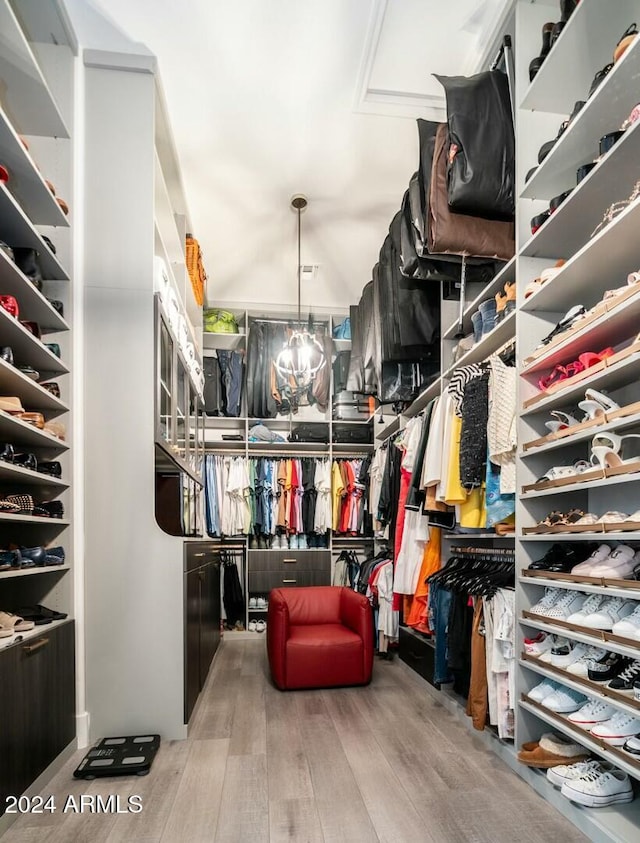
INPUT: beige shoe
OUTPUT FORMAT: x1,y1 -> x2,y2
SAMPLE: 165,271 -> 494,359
0,397 -> 24,414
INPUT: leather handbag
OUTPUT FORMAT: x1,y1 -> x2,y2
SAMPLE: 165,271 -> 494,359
0,295 -> 19,318
428,124 -> 515,261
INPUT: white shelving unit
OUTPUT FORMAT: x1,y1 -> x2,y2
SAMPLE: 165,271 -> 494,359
0,1 -> 75,835
516,3 -> 640,840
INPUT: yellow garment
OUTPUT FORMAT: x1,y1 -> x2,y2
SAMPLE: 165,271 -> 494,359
331,461 -> 344,531
444,409 -> 487,527
444,414 -> 466,505
458,486 -> 487,529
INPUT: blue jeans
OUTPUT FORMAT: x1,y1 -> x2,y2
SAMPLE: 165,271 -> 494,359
478,299 -> 497,336
217,350 -> 243,417
429,582 -> 454,685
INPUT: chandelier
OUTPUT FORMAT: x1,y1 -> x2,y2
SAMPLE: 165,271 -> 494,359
274,194 -> 326,389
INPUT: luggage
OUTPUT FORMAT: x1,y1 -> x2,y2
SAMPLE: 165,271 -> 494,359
332,424 -> 372,445
288,423 -> 330,443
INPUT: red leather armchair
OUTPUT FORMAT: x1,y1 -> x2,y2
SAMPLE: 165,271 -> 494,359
267,586 -> 374,690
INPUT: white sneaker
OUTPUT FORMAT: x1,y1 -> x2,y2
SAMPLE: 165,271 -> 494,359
561,768 -> 633,807
543,591 -> 585,620
531,588 -> 565,615
591,712 -> 640,745
528,679 -> 559,702
539,636 -> 570,663
249,597 -> 257,609
571,544 -> 612,573
568,699 -> 617,730
248,620 -> 257,632
255,619 -> 266,633
566,646 -> 608,677
541,686 -> 588,713
547,759 -> 610,788
582,597 -> 636,630
551,642 -> 589,668
524,632 -> 552,657
613,603 -> 640,636
256,597 -> 267,609
566,593 -> 606,624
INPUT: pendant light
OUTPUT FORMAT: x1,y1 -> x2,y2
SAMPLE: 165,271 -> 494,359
274,195 -> 326,389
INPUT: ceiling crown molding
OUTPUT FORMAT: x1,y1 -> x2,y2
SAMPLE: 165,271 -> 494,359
353,0 -> 446,121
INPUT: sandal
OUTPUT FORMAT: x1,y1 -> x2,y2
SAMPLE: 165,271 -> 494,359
591,433 -> 640,470
573,512 -> 599,525
561,509 -> 587,525
592,180 -> 640,238
0,611 -> 34,633
537,511 -> 565,528
545,410 -> 581,433
578,388 -> 620,419
614,23 -> 638,63
578,348 -> 615,368
538,365 -> 569,391
539,305 -> 586,346
536,461 -> 591,484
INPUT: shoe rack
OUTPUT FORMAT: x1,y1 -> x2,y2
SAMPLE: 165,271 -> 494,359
515,0 -> 640,839
0,0 -> 75,831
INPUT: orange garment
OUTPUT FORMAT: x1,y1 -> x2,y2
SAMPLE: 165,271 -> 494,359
340,461 -> 355,533
406,528 -> 441,633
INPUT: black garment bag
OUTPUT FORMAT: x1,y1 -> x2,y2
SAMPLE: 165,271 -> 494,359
434,70 -> 515,220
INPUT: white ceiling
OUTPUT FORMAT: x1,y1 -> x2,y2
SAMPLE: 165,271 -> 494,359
86,0 -> 512,311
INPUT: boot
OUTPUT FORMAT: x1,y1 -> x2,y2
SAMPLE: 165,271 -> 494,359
529,23 -> 555,81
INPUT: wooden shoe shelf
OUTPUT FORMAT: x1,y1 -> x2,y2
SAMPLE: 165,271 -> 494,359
516,1 -> 640,839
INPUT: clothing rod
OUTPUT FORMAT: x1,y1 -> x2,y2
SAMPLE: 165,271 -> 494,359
250,318 -> 328,326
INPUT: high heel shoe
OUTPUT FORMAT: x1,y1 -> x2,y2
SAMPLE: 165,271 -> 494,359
590,432 -> 640,469
578,388 -> 620,419
545,410 -> 581,433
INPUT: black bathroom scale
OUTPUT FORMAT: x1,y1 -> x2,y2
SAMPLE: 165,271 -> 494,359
73,734 -> 160,779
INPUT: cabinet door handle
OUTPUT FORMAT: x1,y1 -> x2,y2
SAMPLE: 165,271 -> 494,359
23,638 -> 49,654
194,552 -> 206,557
282,578 -> 297,584
282,558 -> 297,563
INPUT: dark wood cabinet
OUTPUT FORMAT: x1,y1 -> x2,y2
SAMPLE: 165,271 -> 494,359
398,626 -> 437,687
184,543 -> 221,723
247,549 -> 331,595
0,621 -> 75,814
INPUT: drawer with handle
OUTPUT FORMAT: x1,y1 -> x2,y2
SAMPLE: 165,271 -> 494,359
248,569 -> 330,592
248,550 -> 330,572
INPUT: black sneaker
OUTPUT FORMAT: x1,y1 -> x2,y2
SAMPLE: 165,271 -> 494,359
588,652 -> 630,683
608,660 -> 640,695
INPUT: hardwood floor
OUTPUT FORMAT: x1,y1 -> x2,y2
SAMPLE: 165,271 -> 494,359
2,639 -> 588,843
